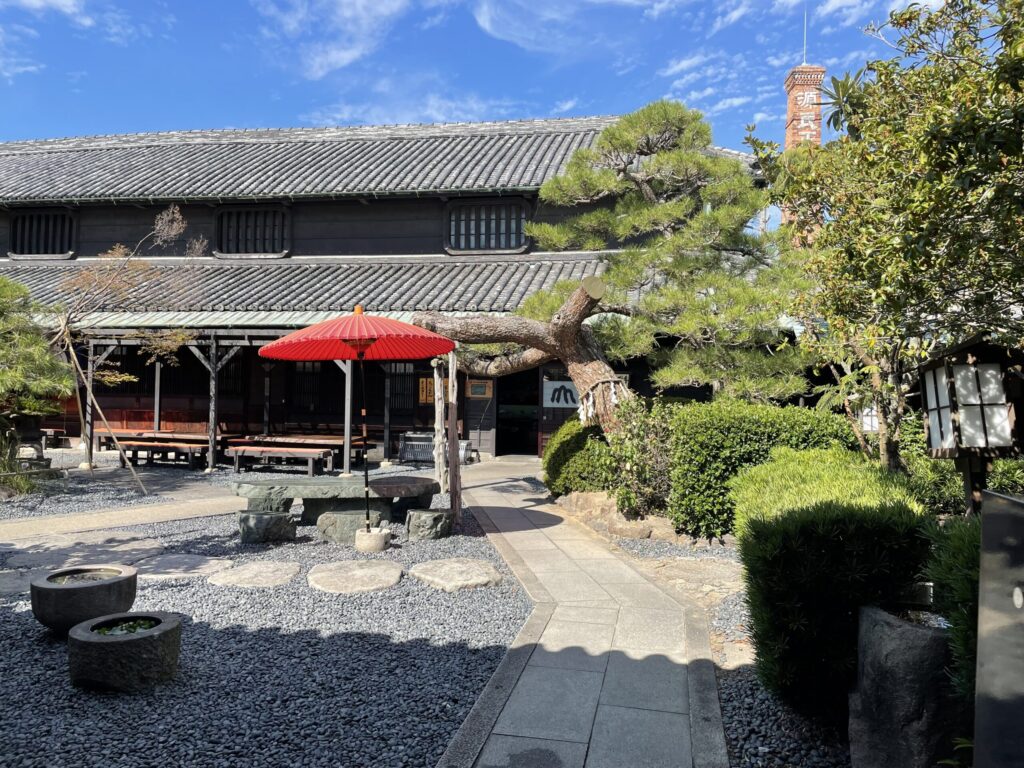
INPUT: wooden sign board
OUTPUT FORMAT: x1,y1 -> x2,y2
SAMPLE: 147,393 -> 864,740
418,377 -> 449,405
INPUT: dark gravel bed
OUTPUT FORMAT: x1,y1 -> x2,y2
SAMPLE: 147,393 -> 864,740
719,668 -> 851,768
614,535 -> 740,562
0,509 -> 531,768
0,473 -> 168,521
711,591 -> 752,644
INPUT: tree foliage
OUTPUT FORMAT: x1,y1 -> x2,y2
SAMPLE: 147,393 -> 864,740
750,0 -> 1024,467
529,100 -> 808,401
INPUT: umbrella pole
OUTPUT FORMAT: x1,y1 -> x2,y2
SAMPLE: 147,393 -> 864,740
359,355 -> 371,533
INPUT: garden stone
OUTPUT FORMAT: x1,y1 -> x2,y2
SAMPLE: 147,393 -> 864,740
208,561 -> 300,588
307,561 -> 403,594
68,611 -> 182,692
0,486 -> 16,501
849,606 -> 955,768
557,491 -> 617,523
408,558 -> 503,592
134,554 -> 234,581
302,497 -> 391,526
246,497 -> 293,514
238,512 -> 296,544
354,528 -> 391,553
406,509 -> 454,541
31,564 -> 137,636
607,517 -> 653,539
316,508 -> 388,545
647,517 -> 678,542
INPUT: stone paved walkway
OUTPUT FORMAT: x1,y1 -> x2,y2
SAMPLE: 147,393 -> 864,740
440,460 -> 728,768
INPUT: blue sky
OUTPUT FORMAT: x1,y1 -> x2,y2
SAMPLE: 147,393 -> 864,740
0,0 -> 934,150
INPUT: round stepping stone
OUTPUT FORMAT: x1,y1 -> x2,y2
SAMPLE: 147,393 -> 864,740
208,561 -> 301,588
134,554 -> 234,581
307,561 -> 403,595
408,558 -> 503,592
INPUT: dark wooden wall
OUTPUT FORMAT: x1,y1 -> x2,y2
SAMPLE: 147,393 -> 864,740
0,196 -> 582,258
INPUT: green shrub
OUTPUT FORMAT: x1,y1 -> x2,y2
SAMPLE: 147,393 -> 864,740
740,501 -> 931,724
606,397 -> 674,519
542,418 -> 614,496
924,515 -> 980,706
730,446 -> 923,539
666,400 -> 855,538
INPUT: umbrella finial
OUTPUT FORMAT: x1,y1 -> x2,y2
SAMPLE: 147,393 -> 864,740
354,304 -> 364,315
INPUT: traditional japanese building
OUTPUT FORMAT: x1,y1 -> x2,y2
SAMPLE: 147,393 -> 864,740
0,117 -> 752,458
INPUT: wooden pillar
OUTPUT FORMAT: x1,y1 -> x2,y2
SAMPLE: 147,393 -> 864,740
84,340 -> 95,462
153,360 -> 162,432
335,360 -> 352,476
433,359 -> 448,492
447,350 -> 461,519
207,336 -> 218,471
382,364 -> 392,465
262,362 -> 273,435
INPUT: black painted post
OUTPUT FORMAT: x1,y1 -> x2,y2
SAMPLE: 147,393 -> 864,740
84,341 -> 95,465
207,336 -> 217,471
383,365 -> 392,464
975,491 -> 1024,768
262,362 -> 273,435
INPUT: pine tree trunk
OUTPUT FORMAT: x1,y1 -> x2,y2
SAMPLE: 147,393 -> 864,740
414,277 -> 633,430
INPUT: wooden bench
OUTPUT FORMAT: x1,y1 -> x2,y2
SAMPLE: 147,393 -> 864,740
117,441 -> 209,470
42,428 -> 66,449
226,446 -> 334,477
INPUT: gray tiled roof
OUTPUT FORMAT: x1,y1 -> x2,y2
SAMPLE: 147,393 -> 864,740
0,253 -> 607,321
0,117 -> 753,205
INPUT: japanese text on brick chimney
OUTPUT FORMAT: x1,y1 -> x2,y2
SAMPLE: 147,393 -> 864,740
784,63 -> 826,149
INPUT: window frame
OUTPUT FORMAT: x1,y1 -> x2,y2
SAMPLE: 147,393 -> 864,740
444,198 -> 532,255
7,208 -> 77,260
213,204 -> 292,260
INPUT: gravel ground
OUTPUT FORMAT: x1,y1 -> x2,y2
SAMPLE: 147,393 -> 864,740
719,669 -> 851,768
0,473 -> 168,521
711,591 -> 752,644
0,508 -> 531,768
614,535 -> 740,562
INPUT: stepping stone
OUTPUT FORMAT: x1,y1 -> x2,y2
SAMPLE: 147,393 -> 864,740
408,558 -> 503,592
5,534 -> 165,569
208,561 -> 301,588
134,553 -> 234,581
307,561 -> 403,595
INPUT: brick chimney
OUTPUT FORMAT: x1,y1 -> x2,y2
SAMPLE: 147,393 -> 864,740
784,63 -> 826,149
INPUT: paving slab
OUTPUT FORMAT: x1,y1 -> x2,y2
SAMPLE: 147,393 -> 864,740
492,666 -> 604,743
601,581 -> 680,611
601,650 -> 689,714
208,561 -> 301,588
534,569 -> 611,603
550,604 -> 620,626
408,558 -> 503,592
528,619 -> 614,673
135,553 -> 234,580
474,735 -> 587,768
585,705 -> 692,768
575,558 -> 648,584
612,608 -> 687,655
307,560 -> 403,595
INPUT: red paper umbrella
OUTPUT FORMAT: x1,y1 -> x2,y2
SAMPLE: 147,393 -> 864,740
258,306 -> 455,536
258,305 -> 455,362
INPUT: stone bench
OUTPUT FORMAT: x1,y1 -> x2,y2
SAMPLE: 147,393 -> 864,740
231,475 -> 441,544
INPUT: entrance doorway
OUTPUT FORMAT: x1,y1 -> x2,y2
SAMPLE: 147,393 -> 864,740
496,369 -> 539,455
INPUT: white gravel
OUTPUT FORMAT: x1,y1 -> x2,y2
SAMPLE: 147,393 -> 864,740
0,508 -> 531,768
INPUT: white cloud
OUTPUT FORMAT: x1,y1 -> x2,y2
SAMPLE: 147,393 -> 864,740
685,86 -> 714,101
704,95 -> 751,115
659,51 -> 713,77
766,50 -> 800,68
823,48 -> 873,68
815,0 -> 875,27
888,0 -> 943,10
753,110 -> 784,123
304,91 -> 519,126
0,24 -> 42,80
709,0 -> 751,35
255,0 -> 411,78
552,97 -> 579,114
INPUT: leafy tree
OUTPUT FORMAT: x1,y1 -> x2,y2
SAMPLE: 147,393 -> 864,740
750,0 -> 1024,470
418,101 -> 806,426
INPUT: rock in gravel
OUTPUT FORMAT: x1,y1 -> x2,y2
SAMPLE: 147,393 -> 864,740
208,561 -> 301,588
238,512 -> 296,544
409,558 -> 503,592
307,560 -> 404,594
406,509 -> 454,541
135,553 -> 234,580
316,509 -> 387,544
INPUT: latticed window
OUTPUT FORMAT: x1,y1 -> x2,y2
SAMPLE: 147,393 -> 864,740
216,208 -> 289,256
9,210 -> 75,256
447,201 -> 528,253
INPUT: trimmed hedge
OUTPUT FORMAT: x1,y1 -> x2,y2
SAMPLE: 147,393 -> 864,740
924,516 -> 981,707
606,397 -> 674,519
542,418 -> 614,497
740,501 -> 931,724
666,400 -> 855,538
729,446 -> 922,539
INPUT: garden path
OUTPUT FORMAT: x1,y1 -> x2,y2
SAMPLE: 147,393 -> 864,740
439,459 -> 728,768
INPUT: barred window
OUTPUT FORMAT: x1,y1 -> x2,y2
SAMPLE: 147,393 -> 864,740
216,208 -> 289,256
9,210 -> 75,256
447,201 -> 528,253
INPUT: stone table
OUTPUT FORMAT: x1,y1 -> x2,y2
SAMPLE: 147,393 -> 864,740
231,475 -> 441,530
